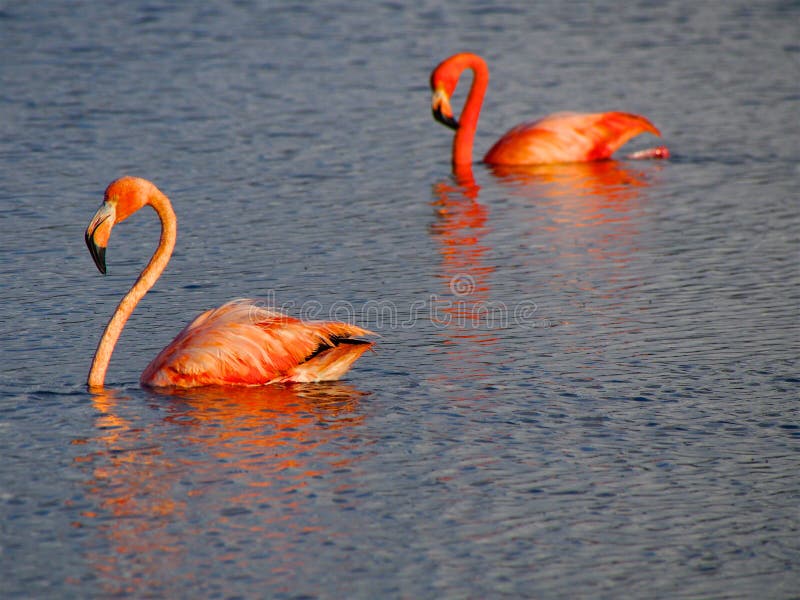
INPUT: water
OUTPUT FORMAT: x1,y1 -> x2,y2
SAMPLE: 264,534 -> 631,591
1,1 -> 798,598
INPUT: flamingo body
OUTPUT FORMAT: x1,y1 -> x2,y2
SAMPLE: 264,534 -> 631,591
85,177 -> 373,389
483,111 -> 661,165
141,299 -> 373,387
430,53 -> 668,166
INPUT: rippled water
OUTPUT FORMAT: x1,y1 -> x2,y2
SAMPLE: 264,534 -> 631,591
1,1 -> 798,598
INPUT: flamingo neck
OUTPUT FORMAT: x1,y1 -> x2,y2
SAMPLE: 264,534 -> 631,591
452,54 -> 489,167
87,190 -> 177,388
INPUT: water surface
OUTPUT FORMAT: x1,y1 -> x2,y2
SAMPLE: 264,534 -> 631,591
1,1 -> 798,598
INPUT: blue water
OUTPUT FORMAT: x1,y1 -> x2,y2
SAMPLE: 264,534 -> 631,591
1,1 -> 798,598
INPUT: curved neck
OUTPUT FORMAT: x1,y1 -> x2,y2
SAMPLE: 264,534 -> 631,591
452,55 -> 489,167
87,191 -> 176,388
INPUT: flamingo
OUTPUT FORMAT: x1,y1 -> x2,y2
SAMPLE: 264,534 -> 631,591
430,52 -> 669,166
85,176 -> 374,389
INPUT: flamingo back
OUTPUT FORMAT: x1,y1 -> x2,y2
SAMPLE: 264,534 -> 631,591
484,111 -> 661,165
140,299 -> 373,387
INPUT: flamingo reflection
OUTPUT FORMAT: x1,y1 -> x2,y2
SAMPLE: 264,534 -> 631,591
429,164 -> 500,389
487,160 -> 664,357
489,160 -> 657,204
488,160 -> 659,262
73,384 -> 368,595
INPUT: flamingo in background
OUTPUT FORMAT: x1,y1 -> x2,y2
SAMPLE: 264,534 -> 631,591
85,176 -> 373,389
430,52 -> 669,167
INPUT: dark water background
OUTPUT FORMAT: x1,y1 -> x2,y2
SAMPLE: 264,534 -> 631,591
1,1 -> 798,598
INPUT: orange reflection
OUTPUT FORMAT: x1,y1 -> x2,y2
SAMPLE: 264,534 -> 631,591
73,384 -> 367,595
488,160 -> 663,264
164,384 -> 366,483
431,163 -> 489,300
487,160 -> 664,353
490,159 -> 656,216
429,164 -> 499,388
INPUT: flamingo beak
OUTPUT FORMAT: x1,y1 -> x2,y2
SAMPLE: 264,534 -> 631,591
85,202 -> 116,275
432,87 -> 458,130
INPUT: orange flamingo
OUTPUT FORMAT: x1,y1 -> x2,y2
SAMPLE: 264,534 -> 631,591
85,176 -> 373,389
430,52 -> 669,166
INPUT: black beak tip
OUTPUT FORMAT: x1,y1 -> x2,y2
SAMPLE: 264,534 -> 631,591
96,248 -> 107,275
432,107 -> 459,131
85,231 -> 107,275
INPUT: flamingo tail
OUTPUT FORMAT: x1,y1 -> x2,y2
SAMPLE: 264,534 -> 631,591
287,339 -> 375,383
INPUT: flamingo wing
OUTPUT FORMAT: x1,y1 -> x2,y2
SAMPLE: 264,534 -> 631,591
140,299 -> 373,387
483,111 -> 661,165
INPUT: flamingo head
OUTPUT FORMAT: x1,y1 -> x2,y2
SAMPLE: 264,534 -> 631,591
85,176 -> 155,274
430,53 -> 490,133
430,63 -> 459,130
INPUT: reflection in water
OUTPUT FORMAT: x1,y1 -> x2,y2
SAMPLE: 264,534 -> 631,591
427,160 -> 662,387
489,160 -> 661,269
489,159 -> 657,203
429,164 -> 499,389
488,160 -> 663,361
74,384 -> 368,595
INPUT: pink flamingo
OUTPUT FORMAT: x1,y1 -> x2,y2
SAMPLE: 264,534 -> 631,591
85,177 -> 373,389
430,52 -> 669,167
